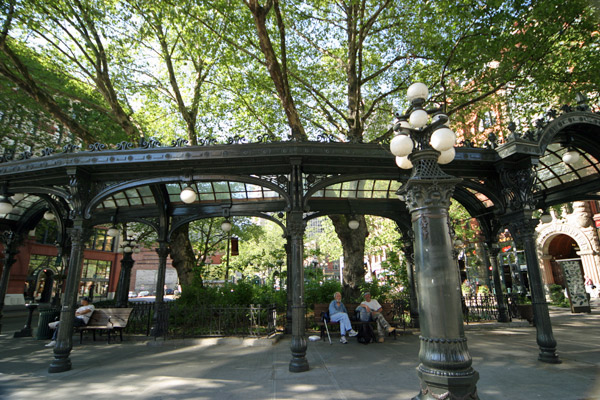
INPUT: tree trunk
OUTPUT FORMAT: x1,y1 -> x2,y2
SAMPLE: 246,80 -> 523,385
169,224 -> 199,287
329,214 -> 368,299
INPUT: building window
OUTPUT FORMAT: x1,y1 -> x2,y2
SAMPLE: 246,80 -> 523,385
80,259 -> 112,299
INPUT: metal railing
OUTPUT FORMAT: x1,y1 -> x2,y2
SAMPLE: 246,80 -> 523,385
121,301 -> 278,338
462,294 -> 500,322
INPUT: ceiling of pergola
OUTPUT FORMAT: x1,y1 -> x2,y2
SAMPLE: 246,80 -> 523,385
1,109 -> 600,240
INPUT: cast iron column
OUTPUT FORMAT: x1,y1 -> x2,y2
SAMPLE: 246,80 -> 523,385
115,251 -> 135,307
401,237 -> 419,329
0,231 -> 20,334
49,221 -> 92,373
285,238 -> 293,334
288,211 -> 307,372
398,149 -> 479,399
151,241 -> 170,337
487,243 -> 510,322
508,213 -> 560,363
288,157 -> 308,372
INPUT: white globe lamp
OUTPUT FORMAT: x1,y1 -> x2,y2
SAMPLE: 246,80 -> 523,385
180,186 -> 197,204
348,219 -> 360,230
409,109 -> 429,128
396,156 -> 413,170
430,128 -> 456,152
562,149 -> 579,164
407,82 -> 428,102
437,147 -> 456,164
107,226 -> 120,237
390,134 -> 414,157
221,220 -> 232,232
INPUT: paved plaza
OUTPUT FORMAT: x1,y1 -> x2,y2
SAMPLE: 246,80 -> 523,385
0,301 -> 599,400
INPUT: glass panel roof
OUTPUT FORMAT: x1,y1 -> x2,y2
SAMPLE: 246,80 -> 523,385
166,181 -> 282,204
536,143 -> 600,191
95,180 -> 283,210
466,188 -> 494,208
0,194 -> 41,221
311,179 -> 400,199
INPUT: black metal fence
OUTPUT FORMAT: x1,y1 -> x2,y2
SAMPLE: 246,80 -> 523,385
122,301 -> 278,338
114,294 -> 529,339
462,293 -> 532,323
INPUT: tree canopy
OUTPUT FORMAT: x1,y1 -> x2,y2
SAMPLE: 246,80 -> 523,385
1,0 -> 598,290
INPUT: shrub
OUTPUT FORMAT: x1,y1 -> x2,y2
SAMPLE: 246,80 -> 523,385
549,284 -> 570,308
304,280 -> 342,307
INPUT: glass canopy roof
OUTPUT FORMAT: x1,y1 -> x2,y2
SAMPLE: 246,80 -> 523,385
465,187 -> 494,208
0,194 -> 41,221
535,143 -> 600,191
96,180 -> 284,210
310,179 -> 401,199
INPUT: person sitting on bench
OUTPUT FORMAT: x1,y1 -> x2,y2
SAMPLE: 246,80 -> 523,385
356,292 -> 395,343
329,291 -> 358,344
46,297 -> 95,347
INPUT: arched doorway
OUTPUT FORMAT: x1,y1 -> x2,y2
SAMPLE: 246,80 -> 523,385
545,233 -> 590,312
547,234 -> 580,286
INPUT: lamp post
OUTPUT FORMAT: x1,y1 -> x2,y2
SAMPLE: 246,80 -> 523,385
115,238 -> 138,307
391,83 -> 479,399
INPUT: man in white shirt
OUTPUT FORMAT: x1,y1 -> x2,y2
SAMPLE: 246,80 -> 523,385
356,292 -> 395,342
46,297 -> 95,347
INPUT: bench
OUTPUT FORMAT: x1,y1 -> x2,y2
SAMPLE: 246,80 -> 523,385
75,308 -> 133,344
313,302 -> 402,340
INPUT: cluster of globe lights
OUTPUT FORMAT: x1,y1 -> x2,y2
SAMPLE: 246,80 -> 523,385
179,185 -> 232,232
389,82 -> 457,169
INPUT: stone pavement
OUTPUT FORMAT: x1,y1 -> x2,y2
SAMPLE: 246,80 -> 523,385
0,301 -> 599,400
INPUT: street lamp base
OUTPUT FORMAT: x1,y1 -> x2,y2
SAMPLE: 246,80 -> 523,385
539,350 -> 561,364
414,366 -> 479,400
48,357 -> 72,373
288,357 -> 309,373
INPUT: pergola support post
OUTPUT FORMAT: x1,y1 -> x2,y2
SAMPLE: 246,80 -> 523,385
0,231 -> 20,334
401,237 -> 419,329
49,221 -> 93,373
487,242 -> 510,322
115,252 -> 135,308
285,238 -> 292,334
288,210 -> 308,372
508,212 -> 560,363
151,241 -> 170,337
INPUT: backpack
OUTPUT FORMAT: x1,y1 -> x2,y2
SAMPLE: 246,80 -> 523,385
356,323 -> 376,345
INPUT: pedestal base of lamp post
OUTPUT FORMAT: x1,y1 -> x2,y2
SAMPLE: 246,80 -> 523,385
48,352 -> 72,373
538,349 -> 561,364
413,365 -> 479,400
289,336 -> 309,372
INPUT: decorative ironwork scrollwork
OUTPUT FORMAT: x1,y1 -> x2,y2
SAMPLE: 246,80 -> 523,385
88,142 -> 107,152
0,149 -> 15,163
499,167 -> 537,212
199,137 -> 217,146
62,144 -> 79,153
226,135 -> 245,145
17,150 -> 32,160
316,133 -> 336,143
171,138 -> 188,147
40,147 -> 54,157
116,141 -> 134,150
255,134 -> 274,143
139,137 -> 162,149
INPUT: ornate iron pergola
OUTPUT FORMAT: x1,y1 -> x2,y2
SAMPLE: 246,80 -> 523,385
1,104 -> 599,396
